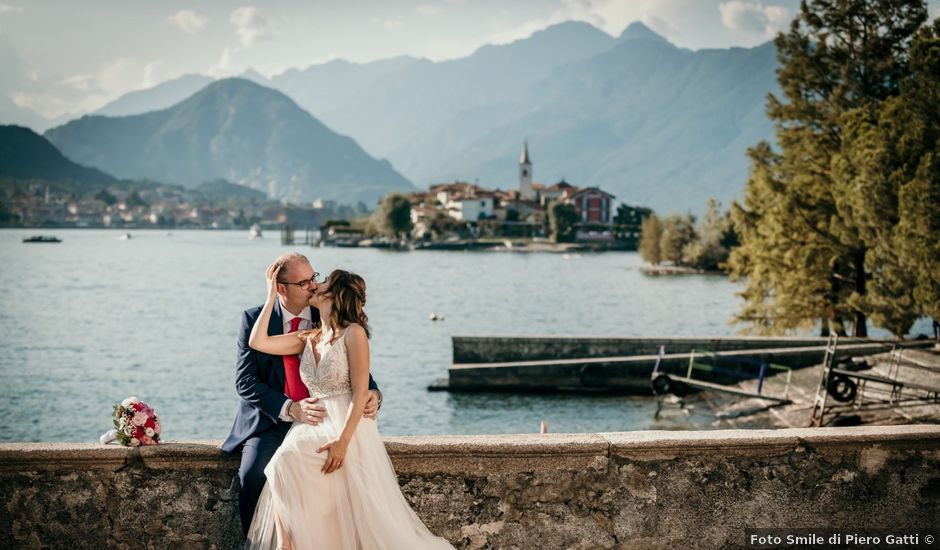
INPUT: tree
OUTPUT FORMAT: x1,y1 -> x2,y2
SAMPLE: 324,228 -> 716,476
638,214 -> 663,265
374,193 -> 413,239
613,203 -> 653,242
94,189 -> 117,206
548,201 -> 579,243
683,198 -> 731,271
729,0 -> 929,336
832,19 -> 940,335
659,213 -> 696,265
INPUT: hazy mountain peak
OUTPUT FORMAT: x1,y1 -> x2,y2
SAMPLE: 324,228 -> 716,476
237,68 -> 270,85
94,73 -> 214,117
618,21 -> 669,44
476,20 -> 613,56
43,78 -> 414,205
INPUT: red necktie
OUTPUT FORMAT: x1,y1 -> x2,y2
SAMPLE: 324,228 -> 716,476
283,316 -> 310,401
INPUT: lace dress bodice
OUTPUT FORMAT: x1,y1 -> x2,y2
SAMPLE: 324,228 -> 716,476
299,327 -> 353,399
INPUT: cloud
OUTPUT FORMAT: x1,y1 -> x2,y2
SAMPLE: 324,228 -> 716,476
230,6 -> 273,46
417,4 -> 442,16
209,46 -> 241,77
168,10 -> 208,34
641,14 -> 679,40
0,3 -> 23,15
143,61 -> 167,88
718,1 -> 789,39
11,57 -> 164,118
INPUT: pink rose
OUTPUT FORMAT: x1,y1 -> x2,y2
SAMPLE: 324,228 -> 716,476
154,421 -> 162,435
132,412 -> 148,426
139,435 -> 153,445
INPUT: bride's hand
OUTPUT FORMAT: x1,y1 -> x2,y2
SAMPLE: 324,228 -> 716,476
265,262 -> 281,298
317,438 -> 348,474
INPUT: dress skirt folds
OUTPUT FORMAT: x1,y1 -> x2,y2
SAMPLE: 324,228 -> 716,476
245,391 -> 454,550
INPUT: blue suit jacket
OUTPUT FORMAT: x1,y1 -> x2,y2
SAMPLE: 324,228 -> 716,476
221,301 -> 379,453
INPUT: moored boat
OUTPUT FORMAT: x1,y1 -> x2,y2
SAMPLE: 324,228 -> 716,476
22,235 -> 61,243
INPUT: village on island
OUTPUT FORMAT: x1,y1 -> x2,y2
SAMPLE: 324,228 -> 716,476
319,140 -> 639,251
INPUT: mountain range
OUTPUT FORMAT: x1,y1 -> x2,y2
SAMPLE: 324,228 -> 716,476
13,21 -> 779,214
0,124 -> 117,188
44,79 -> 415,205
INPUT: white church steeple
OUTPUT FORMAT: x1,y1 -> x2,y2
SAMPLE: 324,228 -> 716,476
519,139 -> 534,200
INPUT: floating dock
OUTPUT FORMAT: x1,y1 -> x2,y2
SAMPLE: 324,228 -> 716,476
430,336 -> 934,394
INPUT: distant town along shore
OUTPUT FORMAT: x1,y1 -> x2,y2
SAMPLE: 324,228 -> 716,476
318,140 -> 654,253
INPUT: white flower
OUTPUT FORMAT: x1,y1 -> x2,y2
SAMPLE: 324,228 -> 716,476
123,425 -> 135,436
130,438 -> 140,447
118,417 -> 127,428
121,396 -> 139,407
145,427 -> 155,437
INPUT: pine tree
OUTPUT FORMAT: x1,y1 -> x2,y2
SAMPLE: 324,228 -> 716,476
833,19 -> 940,334
730,0 -> 929,336
639,213 -> 663,265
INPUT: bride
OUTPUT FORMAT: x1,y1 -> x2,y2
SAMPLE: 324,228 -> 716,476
245,262 -> 453,549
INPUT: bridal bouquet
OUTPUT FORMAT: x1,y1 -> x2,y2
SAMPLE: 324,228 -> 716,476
104,396 -> 163,446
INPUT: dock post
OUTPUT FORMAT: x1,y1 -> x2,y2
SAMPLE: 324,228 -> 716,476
281,224 -> 294,245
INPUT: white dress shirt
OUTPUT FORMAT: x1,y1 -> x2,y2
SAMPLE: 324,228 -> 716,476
278,299 -> 314,422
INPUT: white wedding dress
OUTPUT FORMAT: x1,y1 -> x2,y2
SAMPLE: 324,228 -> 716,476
245,326 -> 454,550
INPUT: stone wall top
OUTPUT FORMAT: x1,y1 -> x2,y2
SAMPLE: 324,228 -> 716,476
2,424 -> 937,475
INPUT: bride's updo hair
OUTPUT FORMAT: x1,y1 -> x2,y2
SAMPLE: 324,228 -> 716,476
321,269 -> 370,339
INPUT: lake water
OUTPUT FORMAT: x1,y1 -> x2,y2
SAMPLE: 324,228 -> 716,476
0,229 -> 930,442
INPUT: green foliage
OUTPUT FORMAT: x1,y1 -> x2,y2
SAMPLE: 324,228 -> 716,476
638,214 -> 663,265
126,191 -> 148,208
613,203 -> 653,241
682,198 -> 732,271
548,201 -> 579,243
729,0 -> 931,336
94,189 -> 117,206
374,193 -> 413,239
659,213 -> 696,265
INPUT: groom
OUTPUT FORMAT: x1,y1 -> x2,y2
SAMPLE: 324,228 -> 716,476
221,252 -> 381,535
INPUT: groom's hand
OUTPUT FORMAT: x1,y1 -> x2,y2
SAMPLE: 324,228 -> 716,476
290,398 -> 326,425
363,390 -> 381,419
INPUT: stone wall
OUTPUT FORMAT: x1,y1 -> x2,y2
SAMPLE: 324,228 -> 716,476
1,425 -> 939,549
451,336 -> 841,364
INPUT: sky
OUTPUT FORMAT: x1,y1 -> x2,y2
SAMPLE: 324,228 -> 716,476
2,0 -> 939,120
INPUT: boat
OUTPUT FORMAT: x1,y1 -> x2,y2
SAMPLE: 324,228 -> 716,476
22,235 -> 61,243
118,233 -> 131,240
249,224 -> 263,239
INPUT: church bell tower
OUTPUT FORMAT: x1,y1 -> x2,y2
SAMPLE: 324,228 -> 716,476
519,139 -> 534,200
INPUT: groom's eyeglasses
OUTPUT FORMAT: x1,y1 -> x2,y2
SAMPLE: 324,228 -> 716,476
278,272 -> 323,290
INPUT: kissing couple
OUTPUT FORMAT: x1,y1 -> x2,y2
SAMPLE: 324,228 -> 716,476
221,252 -> 453,549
